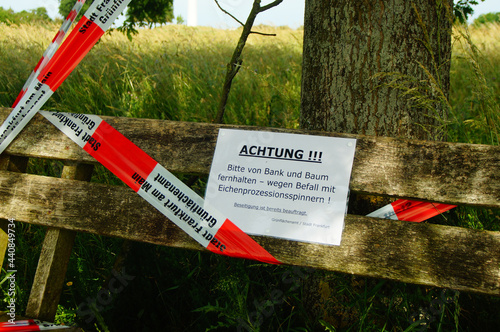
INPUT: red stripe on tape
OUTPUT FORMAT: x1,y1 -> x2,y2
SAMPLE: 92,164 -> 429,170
0,319 -> 70,331
209,219 -> 281,264
67,9 -> 78,22
11,90 -> 25,108
41,111 -> 279,263
392,199 -> 456,222
0,326 -> 40,331
37,16 -> 104,91
33,57 -> 45,73
52,30 -> 64,44
0,321 -> 40,331
85,121 -> 279,263
11,1 -> 84,109
84,121 -> 158,192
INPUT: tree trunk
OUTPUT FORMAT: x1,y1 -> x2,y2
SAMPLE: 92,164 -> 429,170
299,0 -> 453,329
300,0 -> 453,140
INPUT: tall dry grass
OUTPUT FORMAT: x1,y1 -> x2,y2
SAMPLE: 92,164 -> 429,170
449,22 -> 500,145
0,24 -> 303,128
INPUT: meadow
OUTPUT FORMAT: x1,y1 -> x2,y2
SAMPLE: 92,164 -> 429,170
0,24 -> 303,127
0,22 -> 499,331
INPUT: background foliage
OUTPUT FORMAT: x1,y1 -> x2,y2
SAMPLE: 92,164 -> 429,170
473,11 -> 500,25
453,0 -> 485,22
0,7 -> 52,25
58,0 -> 174,37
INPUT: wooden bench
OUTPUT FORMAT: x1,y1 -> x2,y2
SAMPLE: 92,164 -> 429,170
0,107 -> 499,323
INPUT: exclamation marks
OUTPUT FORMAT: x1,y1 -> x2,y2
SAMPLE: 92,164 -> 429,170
308,151 -> 323,162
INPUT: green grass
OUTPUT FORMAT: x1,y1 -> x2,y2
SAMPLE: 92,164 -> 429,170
0,24 -> 302,128
0,22 -> 499,331
448,23 -> 500,145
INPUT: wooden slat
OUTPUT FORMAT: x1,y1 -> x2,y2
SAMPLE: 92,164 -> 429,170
0,155 -> 28,268
1,108 -> 498,208
25,163 -> 94,321
0,171 -> 498,296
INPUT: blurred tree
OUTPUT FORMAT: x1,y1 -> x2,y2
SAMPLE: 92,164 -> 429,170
58,0 -> 92,21
454,0 -> 485,22
0,6 -> 52,24
0,7 -> 16,23
175,15 -> 185,25
59,0 -> 173,37
122,0 -> 174,29
473,11 -> 500,25
29,8 -> 52,22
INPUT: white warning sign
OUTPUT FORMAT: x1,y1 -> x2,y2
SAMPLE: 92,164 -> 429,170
205,129 -> 356,246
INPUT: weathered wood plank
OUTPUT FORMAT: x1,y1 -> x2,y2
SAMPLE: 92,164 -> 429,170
25,163 -> 94,321
0,171 -> 498,296
0,155 -> 28,269
1,108 -> 498,208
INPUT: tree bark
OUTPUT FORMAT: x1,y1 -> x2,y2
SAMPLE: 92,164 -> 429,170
300,0 -> 453,140
299,0 -> 453,328
301,0 -> 453,215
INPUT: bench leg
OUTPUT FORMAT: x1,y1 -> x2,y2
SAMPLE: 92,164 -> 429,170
25,228 -> 76,321
25,163 -> 94,321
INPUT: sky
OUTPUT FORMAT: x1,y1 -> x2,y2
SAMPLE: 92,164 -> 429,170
1,0 -> 500,28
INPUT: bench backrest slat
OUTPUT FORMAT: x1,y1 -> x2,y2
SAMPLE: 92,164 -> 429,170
2,108 -> 499,208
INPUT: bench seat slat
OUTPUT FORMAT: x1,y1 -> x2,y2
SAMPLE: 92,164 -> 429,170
1,170 -> 498,296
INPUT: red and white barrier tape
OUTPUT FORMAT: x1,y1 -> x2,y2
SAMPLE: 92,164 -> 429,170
1,0 -> 454,261
367,199 -> 456,222
0,0 -> 131,155
2,0 -> 279,264
0,319 -> 69,331
40,111 -> 280,264
11,0 -> 87,108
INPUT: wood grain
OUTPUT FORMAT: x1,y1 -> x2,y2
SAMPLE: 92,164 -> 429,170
0,171 -> 498,296
25,163 -> 94,322
0,155 -> 28,269
1,108 -> 498,208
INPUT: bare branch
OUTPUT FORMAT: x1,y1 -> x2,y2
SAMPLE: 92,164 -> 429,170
259,0 -> 284,13
214,0 -> 245,26
250,31 -> 277,36
214,0 -> 284,123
